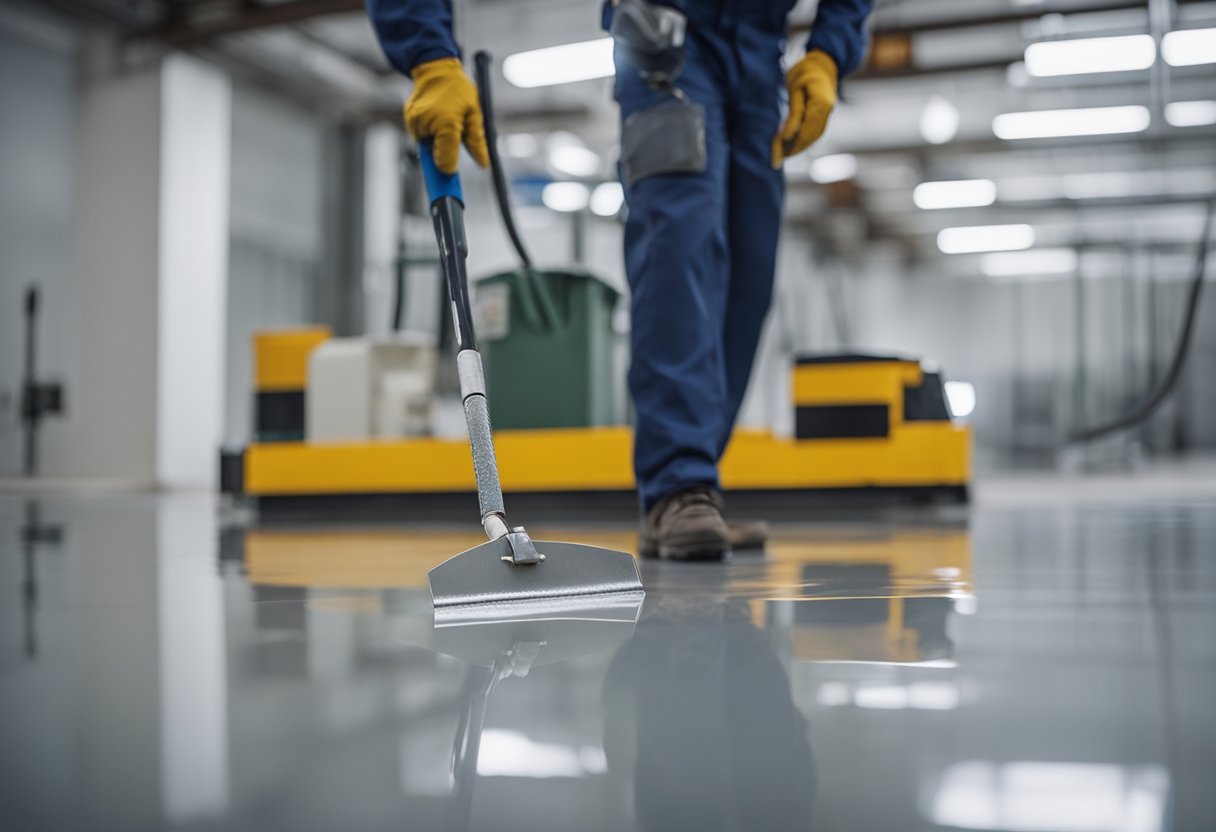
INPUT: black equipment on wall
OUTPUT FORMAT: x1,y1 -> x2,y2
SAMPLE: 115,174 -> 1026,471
1070,197 -> 1215,444
20,287 -> 66,476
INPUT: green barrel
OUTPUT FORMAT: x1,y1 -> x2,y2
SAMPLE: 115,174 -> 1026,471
474,267 -> 621,430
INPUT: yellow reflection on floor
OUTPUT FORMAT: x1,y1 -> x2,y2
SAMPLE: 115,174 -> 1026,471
245,525 -> 971,603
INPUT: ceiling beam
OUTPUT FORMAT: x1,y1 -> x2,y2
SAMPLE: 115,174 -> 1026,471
135,0 -> 364,48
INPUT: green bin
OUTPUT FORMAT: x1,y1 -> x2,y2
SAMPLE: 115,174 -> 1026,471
474,267 -> 621,429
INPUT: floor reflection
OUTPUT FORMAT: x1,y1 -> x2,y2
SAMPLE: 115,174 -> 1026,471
2,488 -> 1213,831
604,596 -> 815,832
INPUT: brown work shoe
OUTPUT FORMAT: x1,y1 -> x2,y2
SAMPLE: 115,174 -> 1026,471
639,486 -> 730,561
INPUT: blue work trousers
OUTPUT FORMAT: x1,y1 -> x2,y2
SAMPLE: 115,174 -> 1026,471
616,21 -> 786,511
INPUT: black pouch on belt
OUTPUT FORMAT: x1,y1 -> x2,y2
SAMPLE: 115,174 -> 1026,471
620,100 -> 707,188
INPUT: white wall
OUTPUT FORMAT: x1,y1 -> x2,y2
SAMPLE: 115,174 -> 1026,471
0,8 -> 77,476
69,48 -> 163,483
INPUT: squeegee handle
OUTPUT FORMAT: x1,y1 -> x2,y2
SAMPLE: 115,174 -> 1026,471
420,144 -> 476,351
419,142 -> 507,535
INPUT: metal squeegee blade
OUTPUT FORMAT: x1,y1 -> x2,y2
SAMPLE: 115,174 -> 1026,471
428,538 -> 644,609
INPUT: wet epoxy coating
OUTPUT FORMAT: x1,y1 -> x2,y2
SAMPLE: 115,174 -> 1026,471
2,470 -> 1215,831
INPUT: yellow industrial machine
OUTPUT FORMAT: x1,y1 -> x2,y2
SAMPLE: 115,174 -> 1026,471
221,329 -> 971,519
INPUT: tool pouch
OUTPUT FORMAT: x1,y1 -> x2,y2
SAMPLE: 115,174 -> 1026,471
620,99 -> 707,188
610,0 -> 687,86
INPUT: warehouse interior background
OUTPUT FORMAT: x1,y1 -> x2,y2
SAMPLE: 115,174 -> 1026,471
2,1 -> 1216,830
2,0 -> 1214,483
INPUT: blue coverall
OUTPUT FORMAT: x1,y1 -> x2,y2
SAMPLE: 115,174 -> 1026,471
367,0 -> 873,511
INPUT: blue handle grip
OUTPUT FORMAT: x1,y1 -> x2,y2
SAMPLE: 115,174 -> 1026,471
419,142 -> 464,205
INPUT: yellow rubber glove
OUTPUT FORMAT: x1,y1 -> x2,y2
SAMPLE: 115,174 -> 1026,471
772,50 -> 839,169
405,57 -> 490,175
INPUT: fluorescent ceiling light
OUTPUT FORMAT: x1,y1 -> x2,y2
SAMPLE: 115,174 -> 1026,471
1165,100 -> 1216,127
914,179 -> 996,210
1162,27 -> 1216,67
938,224 -> 1035,254
919,95 -> 960,145
1024,34 -> 1155,77
503,37 -> 615,88
549,145 -> 601,177
810,153 -> 857,184
542,181 -> 590,212
944,381 -> 977,418
993,105 -> 1150,140
982,248 -> 1078,277
590,182 -> 624,217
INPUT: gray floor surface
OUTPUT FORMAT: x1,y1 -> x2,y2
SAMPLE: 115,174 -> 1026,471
1,464 -> 1214,831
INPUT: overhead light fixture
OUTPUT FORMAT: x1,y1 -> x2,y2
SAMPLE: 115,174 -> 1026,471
1165,100 -> 1216,127
919,95 -> 960,144
810,153 -> 857,184
590,182 -> 625,217
993,105 -> 1150,140
981,248 -> 1078,277
938,224 -> 1035,254
1162,27 -> 1216,67
914,179 -> 997,210
541,181 -> 590,213
549,145 -> 601,177
1024,34 -> 1156,77
503,37 -> 615,88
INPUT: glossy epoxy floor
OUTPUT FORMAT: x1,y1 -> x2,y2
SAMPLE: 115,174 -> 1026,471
2,468 -> 1215,831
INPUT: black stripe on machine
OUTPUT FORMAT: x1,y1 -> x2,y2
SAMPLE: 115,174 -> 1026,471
903,371 -> 951,422
795,353 -> 916,366
255,390 -> 306,442
795,404 -> 890,439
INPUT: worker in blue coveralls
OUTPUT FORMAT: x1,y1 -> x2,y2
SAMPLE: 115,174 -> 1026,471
367,0 -> 873,561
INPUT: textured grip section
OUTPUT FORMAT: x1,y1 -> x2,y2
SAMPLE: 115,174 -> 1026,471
463,394 -> 505,518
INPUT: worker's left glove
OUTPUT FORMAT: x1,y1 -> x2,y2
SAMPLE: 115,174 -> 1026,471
405,57 -> 490,175
772,50 -> 839,169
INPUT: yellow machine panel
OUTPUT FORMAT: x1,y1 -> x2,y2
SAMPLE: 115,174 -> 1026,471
253,327 -> 331,392
244,423 -> 969,495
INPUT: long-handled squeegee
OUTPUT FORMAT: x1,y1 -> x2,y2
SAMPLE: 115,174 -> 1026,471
419,144 -> 643,612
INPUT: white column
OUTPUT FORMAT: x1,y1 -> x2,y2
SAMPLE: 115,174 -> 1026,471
156,55 -> 232,489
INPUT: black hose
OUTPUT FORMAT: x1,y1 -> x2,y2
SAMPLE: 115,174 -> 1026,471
473,50 -> 533,269
1069,196 -> 1215,444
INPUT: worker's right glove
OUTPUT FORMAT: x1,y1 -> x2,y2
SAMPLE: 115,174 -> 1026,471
405,57 -> 490,175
